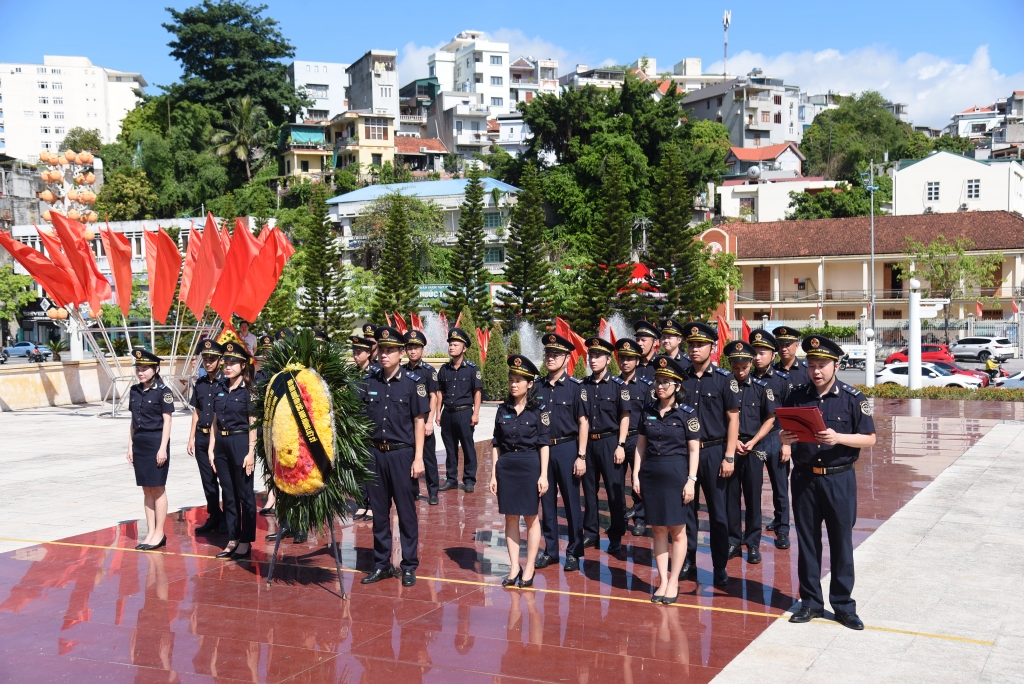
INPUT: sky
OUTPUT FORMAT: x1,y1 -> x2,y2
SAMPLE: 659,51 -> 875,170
1,0 -> 1022,128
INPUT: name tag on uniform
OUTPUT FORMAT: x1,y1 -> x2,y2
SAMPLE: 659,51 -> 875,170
504,414 -> 512,419
369,391 -> 378,395
217,393 -> 225,397
646,415 -> 657,420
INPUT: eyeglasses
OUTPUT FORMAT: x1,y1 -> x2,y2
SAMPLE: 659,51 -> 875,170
654,379 -> 676,387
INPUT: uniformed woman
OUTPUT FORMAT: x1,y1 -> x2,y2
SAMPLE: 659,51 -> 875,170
208,341 -> 258,560
632,356 -> 700,604
127,348 -> 174,551
489,355 -> 550,588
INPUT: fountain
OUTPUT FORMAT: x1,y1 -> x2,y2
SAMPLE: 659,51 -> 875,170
515,320 -> 544,366
420,312 -> 450,357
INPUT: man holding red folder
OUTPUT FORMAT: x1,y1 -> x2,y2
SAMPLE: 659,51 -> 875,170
779,334 -> 876,631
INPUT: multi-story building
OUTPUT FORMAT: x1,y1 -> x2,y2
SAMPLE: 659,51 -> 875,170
427,91 -> 492,161
558,65 -> 625,90
683,70 -> 811,148
332,111 -> 396,178
891,151 -> 1024,216
628,57 -> 728,94
885,100 -> 910,123
346,50 -> 400,119
945,104 -> 1002,141
718,176 -> 839,223
287,60 -> 349,123
398,77 -> 441,137
427,31 -> 511,115
508,56 -> 558,106
394,136 -> 446,172
279,123 -> 334,180
0,55 -> 145,161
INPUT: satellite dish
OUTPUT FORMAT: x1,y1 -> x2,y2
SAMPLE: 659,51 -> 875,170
747,165 -> 761,180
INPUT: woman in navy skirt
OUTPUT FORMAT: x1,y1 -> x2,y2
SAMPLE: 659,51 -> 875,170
632,356 -> 700,604
127,348 -> 174,551
209,341 -> 258,560
489,354 -> 550,588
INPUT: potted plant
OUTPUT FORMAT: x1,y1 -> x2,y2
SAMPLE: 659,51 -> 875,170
47,338 -> 70,362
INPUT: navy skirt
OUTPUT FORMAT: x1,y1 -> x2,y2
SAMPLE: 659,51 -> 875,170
496,451 -> 541,516
639,456 -> 687,526
133,429 -> 169,487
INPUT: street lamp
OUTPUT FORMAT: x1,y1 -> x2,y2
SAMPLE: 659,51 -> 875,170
860,161 -> 879,332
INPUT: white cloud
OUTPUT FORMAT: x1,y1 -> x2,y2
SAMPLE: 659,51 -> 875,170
397,39 -> 446,82
705,45 -> 1024,128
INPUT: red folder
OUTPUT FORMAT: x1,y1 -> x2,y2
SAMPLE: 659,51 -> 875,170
774,407 -> 827,443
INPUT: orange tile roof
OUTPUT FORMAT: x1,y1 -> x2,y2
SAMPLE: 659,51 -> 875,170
394,137 -> 447,154
727,142 -> 804,162
958,105 -> 995,114
487,119 -> 499,132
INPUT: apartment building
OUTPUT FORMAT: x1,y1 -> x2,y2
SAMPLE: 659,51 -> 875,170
558,65 -> 625,90
891,151 -> 1024,216
427,31 -> 511,115
287,60 -> 349,123
945,105 -> 1002,141
628,57 -> 728,94
0,55 -> 145,161
427,91 -> 492,161
508,56 -> 558,105
398,77 -> 441,137
346,50 -> 400,118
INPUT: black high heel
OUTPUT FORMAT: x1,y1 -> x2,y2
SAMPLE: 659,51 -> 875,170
519,571 -> 536,588
215,542 -> 238,559
661,594 -> 679,605
651,592 -> 665,603
149,536 -> 166,550
502,568 -> 524,588
231,544 -> 252,560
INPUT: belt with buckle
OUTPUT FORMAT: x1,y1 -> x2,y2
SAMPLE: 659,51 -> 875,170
219,429 -> 249,436
588,430 -> 618,441
373,440 -> 412,451
801,463 -> 855,476
446,404 -> 473,412
701,438 -> 724,448
550,434 -> 578,446
197,426 -> 211,434
626,430 -> 638,437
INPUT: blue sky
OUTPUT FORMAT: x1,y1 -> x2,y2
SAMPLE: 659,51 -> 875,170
2,0 -> 1022,126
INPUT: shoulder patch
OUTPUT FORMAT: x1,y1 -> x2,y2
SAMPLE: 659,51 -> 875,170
569,376 -> 583,384
417,384 -> 427,397
687,417 -> 700,433
541,411 -> 551,426
465,360 -> 477,368
476,370 -> 482,380
860,400 -> 872,416
431,371 -> 438,381
681,403 -> 695,413
580,388 -> 588,402
729,379 -> 739,393
162,392 -> 173,404
766,388 -> 775,401
843,384 -> 864,398
639,376 -> 653,385
407,371 -> 422,382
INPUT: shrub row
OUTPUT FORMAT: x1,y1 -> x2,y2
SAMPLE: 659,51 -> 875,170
855,384 -> 1024,402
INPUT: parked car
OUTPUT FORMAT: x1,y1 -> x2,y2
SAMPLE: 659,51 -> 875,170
993,370 -> 1024,388
876,362 -> 983,389
885,344 -> 954,365
948,337 -> 1015,362
2,341 -> 52,361
928,361 -> 990,387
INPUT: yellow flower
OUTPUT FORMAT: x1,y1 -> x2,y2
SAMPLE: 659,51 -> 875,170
268,365 -> 335,496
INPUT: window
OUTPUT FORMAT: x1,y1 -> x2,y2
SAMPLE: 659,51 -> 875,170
471,120 -> 481,132
774,112 -> 782,124
706,100 -> 711,110
475,74 -> 483,83
306,109 -> 329,120
967,179 -> 980,199
51,68 -> 60,74
286,160 -> 291,173
882,309 -> 903,319
307,84 -> 328,98
379,86 -> 391,98
306,65 -> 310,72
364,117 -> 388,140
971,123 -> 986,134
38,97 -> 48,104
429,66 -> 435,77
38,81 -> 47,89
490,55 -> 502,65
837,311 -> 856,320
773,95 -> 782,105
761,111 -> 770,123
717,96 -> 723,106
116,76 -> 122,82
53,97 -> 63,105
716,115 -> 723,123
474,54 -> 482,63
39,111 -> 49,119
484,213 -> 503,229
371,153 -> 382,166
484,247 -> 504,263
754,133 -> 762,146
54,112 -> 64,120
37,67 -> 47,74
491,97 -> 503,106
926,181 -> 940,202
55,126 -> 64,134
40,126 -> 50,134
798,105 -> 806,121
42,141 -> 52,150
52,82 -> 61,90
300,160 -> 309,173
491,76 -> 503,86
456,120 -> 463,134
14,67 -> 21,73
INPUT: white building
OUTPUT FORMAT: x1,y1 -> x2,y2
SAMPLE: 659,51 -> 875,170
558,64 -> 625,90
0,55 -> 146,161
718,176 -> 839,223
945,105 -> 1002,141
508,56 -> 558,106
287,60 -> 349,123
427,91 -> 492,161
891,151 -> 1024,216
427,31 -> 511,115
346,50 -> 400,118
628,57 -> 728,94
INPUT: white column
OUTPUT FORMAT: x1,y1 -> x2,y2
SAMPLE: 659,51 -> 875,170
772,265 -> 780,301
864,327 -> 875,387
908,279 -> 922,390
69,314 -> 84,362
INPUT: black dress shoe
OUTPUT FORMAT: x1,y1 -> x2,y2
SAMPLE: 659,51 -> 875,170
789,605 -> 825,623
624,506 -> 636,520
519,571 -> 535,588
564,555 -> 579,572
401,569 -> 417,586
292,531 -> 308,543
231,544 -> 251,560
631,520 -> 647,537
215,545 -> 238,559
678,559 -> 696,581
149,536 -> 166,550
429,495 -> 439,505
134,542 -> 146,550
195,519 -> 220,533
606,538 -> 622,554
534,553 -> 556,569
727,544 -> 742,560
746,546 -> 762,564
765,521 -> 778,531
774,532 -> 791,550
438,481 -> 458,492
713,569 -> 729,586
661,594 -> 679,605
835,609 -> 865,630
502,568 -> 523,588
361,566 -> 396,584
462,483 -> 475,493
581,535 -> 598,549
258,506 -> 275,516
265,529 -> 293,542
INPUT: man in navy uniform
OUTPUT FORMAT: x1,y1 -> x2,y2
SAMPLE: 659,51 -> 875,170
679,321 -> 740,586
724,340 -> 776,565
781,334 -> 875,630
773,325 -> 810,388
188,339 -> 225,533
350,332 -> 378,521
361,323 -> 380,371
633,320 -> 661,382
659,318 -> 691,369
437,327 -> 482,492
750,328 -> 793,548
360,325 -> 431,587
581,337 -> 630,555
535,333 -> 589,571
254,335 -> 274,385
615,338 -> 654,536
404,330 -> 441,505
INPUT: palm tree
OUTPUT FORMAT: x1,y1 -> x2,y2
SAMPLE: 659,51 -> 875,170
210,97 -> 277,181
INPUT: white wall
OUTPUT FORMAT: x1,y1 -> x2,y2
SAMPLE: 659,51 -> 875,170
893,152 -> 1024,216
289,60 -> 349,121
718,179 -> 839,222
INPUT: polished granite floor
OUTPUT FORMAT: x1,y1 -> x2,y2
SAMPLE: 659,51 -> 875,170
0,399 -> 1018,683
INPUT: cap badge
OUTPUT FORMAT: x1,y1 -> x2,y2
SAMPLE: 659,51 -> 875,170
690,326 -> 698,335
623,342 -> 631,350
134,350 -> 141,358
754,333 -> 762,341
382,330 -> 389,339
204,341 -> 211,348
734,342 -> 742,351
513,357 -> 522,367
659,358 -> 667,368
810,338 -> 820,349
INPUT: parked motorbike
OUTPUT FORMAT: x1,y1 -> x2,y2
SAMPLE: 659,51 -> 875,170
27,348 -> 45,363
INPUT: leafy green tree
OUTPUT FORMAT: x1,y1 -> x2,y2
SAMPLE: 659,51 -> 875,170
574,155 -> 632,332
378,161 -> 396,184
210,96 -> 277,181
500,163 -> 552,327
646,144 -> 697,317
442,169 -> 492,323
297,183 -> 353,337
932,135 -> 975,155
335,167 -> 359,194
370,194 -> 420,322
573,355 -> 588,379
351,193 -> 444,278
345,266 -> 377,319
443,153 -> 460,174
0,265 -> 36,343
162,0 -> 308,125
481,321 -> 508,400
678,120 -> 731,193
95,167 -> 159,220
60,127 -> 103,152
679,225 -> 742,320
786,176 -> 892,220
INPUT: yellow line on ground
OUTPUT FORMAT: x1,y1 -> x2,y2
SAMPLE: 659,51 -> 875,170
0,536 -> 994,646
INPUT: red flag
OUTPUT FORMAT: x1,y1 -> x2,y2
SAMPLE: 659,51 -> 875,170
51,214 -> 99,312
235,228 -> 294,323
1014,300 -> 1020,314
185,213 -> 227,321
0,231 -> 79,307
275,228 -> 295,260
555,317 -> 588,373
211,218 -> 260,324
713,315 -> 732,365
179,222 -> 201,302
36,226 -> 86,304
476,327 -> 491,367
99,227 -> 134,317
385,312 -> 393,326
438,311 -> 449,334
454,311 -> 463,329
150,228 -> 182,324
976,301 -> 984,318
393,312 -> 408,334
598,318 -> 618,345
220,221 -> 231,247
741,317 -> 751,343
411,313 -> 423,332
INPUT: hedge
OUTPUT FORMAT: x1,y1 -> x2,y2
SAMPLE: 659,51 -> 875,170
855,384 -> 1024,401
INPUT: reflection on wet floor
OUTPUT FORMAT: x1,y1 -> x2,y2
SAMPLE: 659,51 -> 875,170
0,400 -> 1015,683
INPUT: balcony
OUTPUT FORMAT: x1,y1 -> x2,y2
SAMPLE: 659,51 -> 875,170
746,117 -> 773,131
400,114 -> 426,124
335,137 -> 359,148
735,289 -> 910,303
287,142 -> 331,151
454,132 -> 489,146
510,77 -> 538,85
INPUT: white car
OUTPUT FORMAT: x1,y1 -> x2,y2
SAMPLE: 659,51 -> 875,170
948,336 -> 1015,362
876,362 -> 982,389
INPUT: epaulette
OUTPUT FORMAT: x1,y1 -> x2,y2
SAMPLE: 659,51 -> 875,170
406,371 -> 422,382
793,383 -> 810,393
539,403 -> 547,411
775,368 -> 790,379
465,360 -> 477,368
569,376 -> 583,384
715,366 -> 732,376
680,403 -> 696,413
611,375 -> 625,384
842,384 -> 863,398
752,376 -> 767,387
639,376 -> 653,385
801,360 -> 808,367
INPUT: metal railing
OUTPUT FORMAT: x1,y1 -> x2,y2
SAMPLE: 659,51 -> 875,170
736,288 -> 911,303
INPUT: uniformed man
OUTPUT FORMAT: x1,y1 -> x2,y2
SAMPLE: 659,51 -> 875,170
360,323 -> 380,371
350,333 -> 378,521
359,325 -> 431,587
750,328 -> 793,548
437,327 -> 482,492
615,338 -> 654,536
535,333 -> 589,571
781,334 -> 875,630
659,318 -> 691,369
633,320 -> 661,382
404,330 -> 441,505
188,339 -> 225,534
312,329 -> 330,343
773,325 -> 810,388
581,337 -> 630,554
254,335 -> 274,385
724,340 -> 776,565
679,321 -> 740,586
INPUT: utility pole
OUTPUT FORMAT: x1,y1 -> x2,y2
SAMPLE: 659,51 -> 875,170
861,161 -> 878,332
723,11 -> 732,78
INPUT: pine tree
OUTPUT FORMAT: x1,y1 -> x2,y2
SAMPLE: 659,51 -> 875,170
298,182 -> 353,337
370,193 -> 420,322
647,144 -> 698,317
508,330 -> 521,355
500,162 -> 551,327
457,306 -> 483,368
573,355 -> 588,379
481,321 -> 508,401
442,169 -> 492,323
574,154 -> 633,333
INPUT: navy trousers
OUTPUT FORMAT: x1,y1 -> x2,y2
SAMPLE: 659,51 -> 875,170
762,432 -> 790,535
685,444 -> 731,570
368,446 -> 419,571
419,432 -> 439,497
441,409 -> 476,486
582,437 -> 626,540
791,466 -> 857,613
213,434 -> 256,544
540,440 -> 584,559
623,435 -> 644,522
727,452 -> 764,548
194,433 -> 222,523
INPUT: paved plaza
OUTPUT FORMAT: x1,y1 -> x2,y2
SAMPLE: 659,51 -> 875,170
0,400 -> 1023,682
